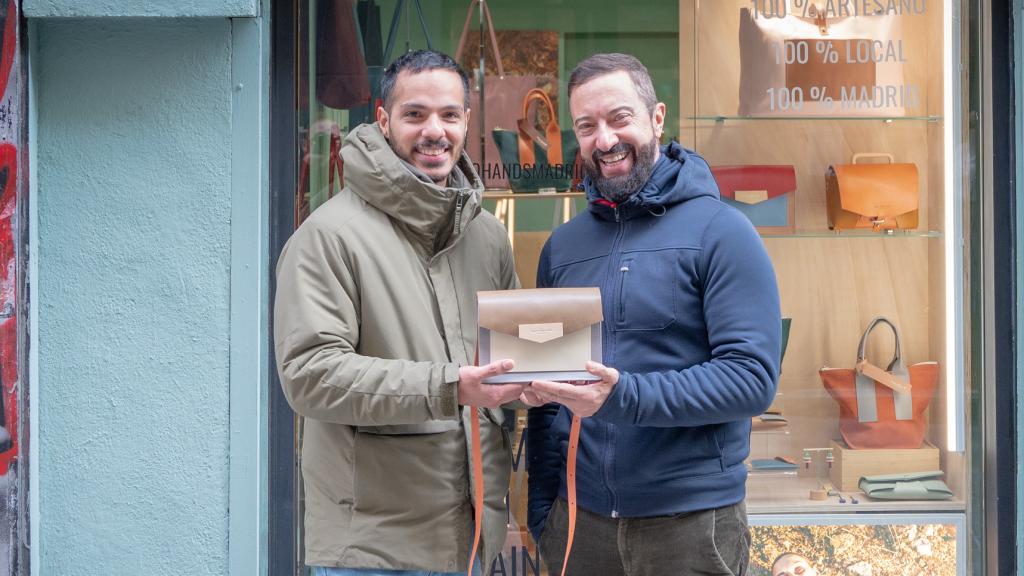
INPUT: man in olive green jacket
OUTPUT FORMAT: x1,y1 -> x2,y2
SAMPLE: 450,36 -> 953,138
274,50 -> 527,575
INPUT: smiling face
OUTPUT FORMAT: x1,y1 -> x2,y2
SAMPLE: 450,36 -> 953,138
377,68 -> 469,185
569,70 -> 666,203
772,553 -> 818,576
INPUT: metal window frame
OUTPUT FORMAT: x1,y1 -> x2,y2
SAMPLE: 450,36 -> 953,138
269,0 -> 299,574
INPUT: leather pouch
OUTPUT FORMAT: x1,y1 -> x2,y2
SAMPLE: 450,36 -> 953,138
750,457 -> 798,471
751,411 -> 788,432
859,470 -> 954,500
826,153 -> 919,231
712,165 -> 796,234
477,288 -> 603,383
819,317 -> 939,449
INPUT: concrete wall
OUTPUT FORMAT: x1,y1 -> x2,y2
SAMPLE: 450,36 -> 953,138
24,0 -> 256,18
34,18 -> 236,575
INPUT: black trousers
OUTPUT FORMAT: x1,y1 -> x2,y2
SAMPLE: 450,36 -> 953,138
538,498 -> 750,576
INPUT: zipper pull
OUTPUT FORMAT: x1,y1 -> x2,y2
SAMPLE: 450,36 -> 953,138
454,190 -> 467,235
614,205 -> 621,223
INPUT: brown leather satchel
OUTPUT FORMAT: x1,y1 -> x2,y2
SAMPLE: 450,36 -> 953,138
477,287 -> 603,383
826,153 -> 919,231
819,317 -> 938,449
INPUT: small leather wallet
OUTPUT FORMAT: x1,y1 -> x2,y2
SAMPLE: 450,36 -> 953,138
750,457 -> 798,471
859,470 -> 953,501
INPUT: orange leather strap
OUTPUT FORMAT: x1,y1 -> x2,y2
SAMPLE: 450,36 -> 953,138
466,370 -> 580,576
560,415 -> 581,576
468,406 -> 485,576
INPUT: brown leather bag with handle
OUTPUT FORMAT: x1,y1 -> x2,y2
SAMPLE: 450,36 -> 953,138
819,317 -> 938,449
826,153 -> 919,231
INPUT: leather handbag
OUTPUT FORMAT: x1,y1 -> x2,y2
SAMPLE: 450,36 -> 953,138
295,126 -> 344,226
826,153 -> 919,231
315,0 -> 371,109
492,89 -> 580,193
455,0 -> 555,188
819,317 -> 939,449
350,0 -> 433,125
738,4 -> 905,116
859,471 -> 953,501
780,317 -> 792,367
712,165 -> 796,234
477,287 -> 602,383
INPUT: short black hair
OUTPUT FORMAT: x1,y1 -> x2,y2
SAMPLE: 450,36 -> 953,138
568,53 -> 658,114
380,49 -> 471,112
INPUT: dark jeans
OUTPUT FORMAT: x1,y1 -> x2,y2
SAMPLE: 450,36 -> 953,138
538,498 -> 750,576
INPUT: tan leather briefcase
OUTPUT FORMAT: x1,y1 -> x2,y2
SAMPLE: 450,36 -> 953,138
826,153 -> 919,231
477,287 -> 603,383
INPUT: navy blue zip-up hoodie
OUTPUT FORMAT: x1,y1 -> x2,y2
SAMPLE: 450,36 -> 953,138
526,142 -> 780,540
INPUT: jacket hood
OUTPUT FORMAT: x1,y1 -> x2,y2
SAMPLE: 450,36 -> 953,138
341,123 -> 485,252
586,140 -> 719,220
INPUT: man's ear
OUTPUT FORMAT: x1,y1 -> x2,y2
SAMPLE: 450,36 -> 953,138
377,105 -> 390,139
651,102 -> 667,140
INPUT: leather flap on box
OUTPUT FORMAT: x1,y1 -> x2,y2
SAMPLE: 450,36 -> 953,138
711,165 -> 797,204
829,163 -> 919,219
478,287 -> 603,338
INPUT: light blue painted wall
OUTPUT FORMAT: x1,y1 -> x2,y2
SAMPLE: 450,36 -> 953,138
24,0 -> 257,18
34,18 -> 234,574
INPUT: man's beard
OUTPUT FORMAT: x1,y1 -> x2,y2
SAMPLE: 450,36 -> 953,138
584,138 -> 659,204
390,136 -> 464,185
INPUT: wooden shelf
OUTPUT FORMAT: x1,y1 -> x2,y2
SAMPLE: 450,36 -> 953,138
746,475 -> 966,514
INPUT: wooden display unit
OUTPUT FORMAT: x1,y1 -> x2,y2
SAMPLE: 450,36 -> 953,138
680,0 -> 967,513
829,439 -> 940,492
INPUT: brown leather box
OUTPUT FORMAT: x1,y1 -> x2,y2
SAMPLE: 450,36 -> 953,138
477,287 -> 603,383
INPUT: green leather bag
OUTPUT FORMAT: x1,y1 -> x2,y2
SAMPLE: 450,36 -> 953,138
780,317 -> 792,368
492,89 -> 579,192
858,471 -> 953,501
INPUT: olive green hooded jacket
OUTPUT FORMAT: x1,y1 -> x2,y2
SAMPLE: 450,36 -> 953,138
274,123 -> 517,571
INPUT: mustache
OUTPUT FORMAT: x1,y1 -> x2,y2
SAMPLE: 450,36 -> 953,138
592,143 -> 634,164
414,139 -> 452,151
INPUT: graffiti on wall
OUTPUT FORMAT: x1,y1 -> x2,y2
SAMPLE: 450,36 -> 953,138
0,0 -> 21,574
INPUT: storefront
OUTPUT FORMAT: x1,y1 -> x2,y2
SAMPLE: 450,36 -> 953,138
267,1 -> 1021,575
8,0 -> 1021,572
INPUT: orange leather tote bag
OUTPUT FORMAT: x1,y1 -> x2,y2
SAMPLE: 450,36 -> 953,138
826,153 -> 919,231
819,317 -> 938,449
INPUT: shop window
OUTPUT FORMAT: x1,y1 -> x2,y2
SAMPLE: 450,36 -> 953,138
281,1 -> 976,574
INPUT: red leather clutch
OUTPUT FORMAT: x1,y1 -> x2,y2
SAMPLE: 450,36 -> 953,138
711,165 -> 797,235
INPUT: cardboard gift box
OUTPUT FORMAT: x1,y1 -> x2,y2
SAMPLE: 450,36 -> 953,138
477,287 -> 603,383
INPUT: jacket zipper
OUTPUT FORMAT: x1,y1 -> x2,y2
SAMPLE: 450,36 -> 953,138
603,206 -> 626,517
453,190 -> 467,236
606,423 -> 619,517
617,262 -> 629,322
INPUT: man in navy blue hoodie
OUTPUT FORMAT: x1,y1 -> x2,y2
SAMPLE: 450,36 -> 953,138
524,53 -> 780,575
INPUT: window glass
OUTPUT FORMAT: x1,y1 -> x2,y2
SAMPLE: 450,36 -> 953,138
290,1 -> 972,574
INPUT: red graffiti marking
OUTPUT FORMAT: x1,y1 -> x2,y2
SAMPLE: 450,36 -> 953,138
0,143 -> 17,476
0,1 -> 15,99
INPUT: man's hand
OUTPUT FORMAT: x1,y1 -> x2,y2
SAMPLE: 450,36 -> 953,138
518,386 -> 547,407
528,361 -> 619,417
457,359 -> 528,408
